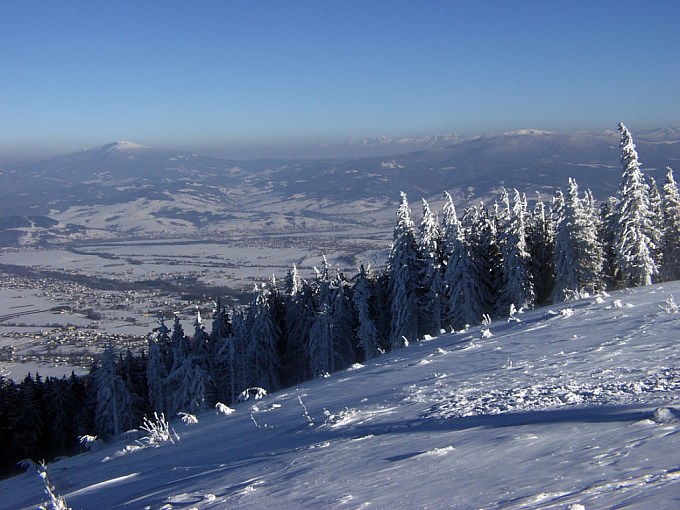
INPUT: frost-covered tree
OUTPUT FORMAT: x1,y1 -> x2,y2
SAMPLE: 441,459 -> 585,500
417,199 -> 443,336
209,298 -> 233,344
167,353 -> 209,415
387,192 -> 420,348
497,189 -> 534,311
191,310 -> 215,404
648,176 -> 664,267
244,285 -> 282,391
442,194 -> 490,329
329,273 -> 357,369
527,195 -> 555,304
165,315 -> 210,414
308,304 -> 334,376
352,263 -> 380,360
208,299 -> 235,404
281,267 -> 314,385
598,196 -> 619,288
147,316 -> 172,414
552,179 -> 604,301
661,167 -> 680,281
93,341 -> 133,440
613,123 -> 658,287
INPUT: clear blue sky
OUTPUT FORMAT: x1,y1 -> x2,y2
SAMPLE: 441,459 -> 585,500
1,0 -> 679,161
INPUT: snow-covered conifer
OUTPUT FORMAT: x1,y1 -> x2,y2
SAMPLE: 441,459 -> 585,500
417,199 -> 443,336
352,264 -> 380,360
661,167 -> 680,281
93,341 -> 133,440
387,192 -> 420,348
527,195 -> 555,304
308,304 -> 334,376
497,189 -> 534,311
613,123 -> 658,287
244,285 -> 282,391
442,195 -> 490,329
552,179 -> 604,301
598,196 -> 619,288
147,316 -> 172,414
281,270 -> 313,385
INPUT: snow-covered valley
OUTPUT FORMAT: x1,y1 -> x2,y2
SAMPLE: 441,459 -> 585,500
2,282 -> 680,509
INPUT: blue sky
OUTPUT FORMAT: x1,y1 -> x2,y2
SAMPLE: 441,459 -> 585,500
1,0 -> 679,161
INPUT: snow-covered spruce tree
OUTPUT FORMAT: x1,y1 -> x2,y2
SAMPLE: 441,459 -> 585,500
209,298 -> 233,344
497,189 -> 535,312
119,349 -> 150,429
372,270 -> 394,355
661,167 -> 680,281
146,316 -> 171,415
648,176 -> 664,268
352,263 -> 381,361
281,266 -> 314,385
329,272 -> 357,370
310,258 -> 356,372
191,310 -> 215,405
166,315 -> 210,415
244,284 -> 282,392
441,194 -> 488,330
215,308 -> 246,403
208,299 -> 234,405
417,199 -> 443,337
552,178 -> 604,301
488,195 -> 510,316
168,351 -> 209,416
527,195 -> 555,305
613,123 -> 658,287
308,303 -> 334,376
93,341 -> 134,440
598,196 -> 619,288
387,192 -> 421,349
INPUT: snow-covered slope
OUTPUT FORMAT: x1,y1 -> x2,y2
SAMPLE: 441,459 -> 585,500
3,283 -> 680,509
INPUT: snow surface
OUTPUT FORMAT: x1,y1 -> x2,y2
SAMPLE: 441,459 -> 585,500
3,283 -> 680,509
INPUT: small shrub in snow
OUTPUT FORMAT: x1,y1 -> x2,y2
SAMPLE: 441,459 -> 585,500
298,396 -> 314,426
139,412 -> 179,446
215,402 -> 235,415
507,304 -> 521,322
179,412 -> 198,424
481,328 -> 493,338
237,387 -> 267,403
35,462 -> 70,510
78,435 -> 103,451
659,295 -> 679,314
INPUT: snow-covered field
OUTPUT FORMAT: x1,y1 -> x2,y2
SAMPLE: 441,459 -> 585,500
3,283 -> 680,509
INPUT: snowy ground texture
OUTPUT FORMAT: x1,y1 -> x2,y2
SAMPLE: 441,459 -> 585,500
3,283 -> 680,509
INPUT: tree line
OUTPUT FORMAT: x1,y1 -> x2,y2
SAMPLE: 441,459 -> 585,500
1,122 -> 679,478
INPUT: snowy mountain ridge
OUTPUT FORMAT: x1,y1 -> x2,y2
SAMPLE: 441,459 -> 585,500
2,282 -> 680,509
3,126 -> 680,248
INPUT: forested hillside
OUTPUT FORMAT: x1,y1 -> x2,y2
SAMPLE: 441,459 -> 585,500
2,123 -> 679,480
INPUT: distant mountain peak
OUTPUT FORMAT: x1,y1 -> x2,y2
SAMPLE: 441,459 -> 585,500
87,141 -> 149,154
502,129 -> 556,136
108,141 -> 149,151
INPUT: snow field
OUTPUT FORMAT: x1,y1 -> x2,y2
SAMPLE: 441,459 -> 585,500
2,283 -> 680,509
